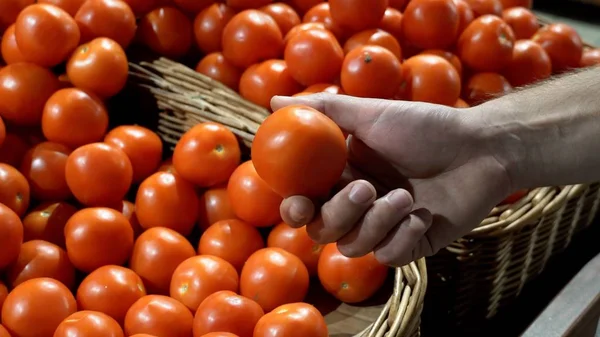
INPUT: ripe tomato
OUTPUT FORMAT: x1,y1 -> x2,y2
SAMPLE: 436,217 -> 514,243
240,247 -> 310,312
0,203 -> 23,270
402,0 -> 460,50
75,0 -> 137,48
0,163 -> 30,216
104,125 -> 163,183
299,83 -> 344,95
329,0 -> 387,33
500,0 -> 531,8
198,219 -> 265,271
173,0 -> 215,14
135,172 -> 199,235
239,60 -> 304,108
464,0 -> 503,16
196,52 -> 242,91
121,200 -> 143,237
0,326 -> 9,337
226,0 -> 271,10
502,7 -> 537,40
1,278 -> 77,337
253,302 -> 328,337
581,48 -> 600,67
137,6 -> 193,58
38,0 -> 86,16
22,202 -> 77,248
54,311 -> 124,337
464,72 -> 512,105
400,54 -> 461,105
341,45 -> 403,99
193,290 -> 264,337
64,207 -> 134,273
67,37 -> 129,98
222,10 -> 283,69
197,186 -> 237,230
378,8 -> 403,42
286,0 -> 322,15
283,22 -> 326,46
129,227 -> 196,294
65,143 -> 133,207
77,265 -> 147,325
532,23 -> 583,73
1,25 -> 26,64
453,0 -> 474,34
455,98 -> 470,108
344,29 -> 402,61
457,15 -> 516,72
227,161 -> 283,227
0,63 -> 60,126
318,243 -> 389,303
267,222 -> 324,276
260,3 -> 300,37
124,295 -> 194,337
419,49 -> 463,77
302,3 -> 346,42
193,3 -> 236,54
503,39 -> 551,87
42,88 -> 109,148
121,0 -> 165,16
499,188 -> 528,205
173,122 -> 241,187
0,0 -> 35,32
170,255 -> 240,312
20,142 -> 72,201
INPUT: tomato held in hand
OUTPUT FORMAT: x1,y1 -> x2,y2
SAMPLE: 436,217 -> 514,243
503,39 -> 551,87
124,295 -> 194,337
328,0 -> 387,33
401,0 -> 460,50
464,0 -> 503,17
1,25 -> 26,65
192,290 -> 264,337
253,302 -> 328,337
252,105 -> 347,199
239,60 -> 304,109
0,163 -> 30,217
502,7 -> 538,40
54,311 -> 124,337
196,52 -> 242,91
22,202 -> 77,248
240,247 -> 310,312
318,243 -> 389,303
267,222 -> 324,276
464,72 -> 512,106
193,3 -> 236,54
197,186 -> 237,230
581,48 -> 600,67
400,54 -> 461,106
137,6 -> 193,58
75,0 -> 137,48
0,203 -> 23,270
344,29 -> 402,60
532,23 -> 583,74
260,3 -> 301,36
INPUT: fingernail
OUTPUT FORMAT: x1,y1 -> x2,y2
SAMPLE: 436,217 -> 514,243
349,183 -> 374,204
289,202 -> 310,223
386,190 -> 412,210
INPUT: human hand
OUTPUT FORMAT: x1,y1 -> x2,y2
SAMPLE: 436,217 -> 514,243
271,93 -> 513,267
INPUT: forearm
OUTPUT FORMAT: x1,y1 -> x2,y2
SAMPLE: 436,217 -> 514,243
470,66 -> 600,191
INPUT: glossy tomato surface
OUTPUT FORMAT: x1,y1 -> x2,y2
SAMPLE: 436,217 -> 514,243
0,163 -> 31,216
137,6 -> 193,58
328,0 -> 387,33
197,185 -> 237,230
260,3 -> 301,36
344,29 -> 402,60
503,39 -> 552,87
20,142 -> 72,201
532,23 -> 583,73
195,52 -> 242,91
74,0 -> 137,48
193,3 -> 236,54
401,0 -> 460,50
1,25 -> 26,65
464,72 -> 512,106
22,202 -> 76,248
267,222 -> 324,276
400,54 -> 461,106
124,295 -> 194,337
253,302 -> 328,337
239,60 -> 304,108
53,311 -> 125,337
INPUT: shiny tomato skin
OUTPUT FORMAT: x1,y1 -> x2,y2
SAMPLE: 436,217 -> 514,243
104,125 -> 163,184
419,49 -> 463,77
0,63 -> 60,126
227,161 -> 283,227
453,0 -> 474,34
170,255 -> 240,312
124,295 -> 194,337
75,0 -> 137,48
267,222 -> 324,276
22,202 -> 77,248
239,60 -> 304,109
344,29 -> 402,61
298,83 -> 344,95
67,37 -> 129,98
20,142 -> 72,201
197,186 -> 237,230
0,163 -> 30,216
464,0 -> 503,16
400,54 -> 461,106
65,143 -> 133,207
464,72 -> 512,105
240,247 -> 310,312
198,219 -> 265,271
173,0 -> 215,14
193,3 -> 236,54
6,240 -> 76,289
253,302 -> 328,337
1,278 -> 77,337
77,265 -> 147,325
260,3 -> 301,36
283,22 -> 326,46
195,52 -> 242,91
503,39 -> 551,87
328,0 -> 387,33
457,15 -> 516,72
500,0 -> 531,8
42,88 -> 109,148
318,243 -> 389,303
302,3 -> 346,42
222,10 -> 284,69
0,0 -> 35,32
1,25 -> 26,64
532,23 -> 583,74
401,0 -> 460,50
0,203 -> 23,270
129,227 -> 196,295
193,290 -> 264,337
38,0 -> 86,16
54,311 -> 124,337
581,48 -> 600,67
378,8 -> 403,42
502,7 -> 538,40
137,6 -> 193,58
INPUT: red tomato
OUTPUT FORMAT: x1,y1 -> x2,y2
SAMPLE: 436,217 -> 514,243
193,290 -> 264,337
500,0 -> 531,8
135,172 -> 199,236
260,3 -> 301,36
453,0 -> 474,34
253,303 -> 328,337
0,203 -> 23,270
318,243 -> 389,303
226,0 -> 271,10
65,143 -> 133,207
42,88 -> 109,148
457,15 -> 516,72
283,22 -> 326,46
400,54 -> 461,106
240,248 -> 310,312
104,125 -> 163,184
75,0 -> 137,48
402,0 -> 460,50
197,186 -> 237,230
0,63 -> 60,126
501,7 -> 537,40
67,37 -> 129,98
227,161 -> 283,227
299,83 -> 344,95
137,6 -> 193,58
532,23 -> 583,73
378,8 -> 403,42
121,200 -> 143,237
121,0 -> 166,16
464,72 -> 512,105
267,222 -> 324,276
499,188 -> 528,205
54,311 -> 124,337
77,265 -> 147,325
20,142 -> 72,201
1,25 -> 26,64
22,202 -> 76,248
581,48 -> 600,67
503,39 -> 552,87
464,0 -> 503,16
455,98 -> 470,108
38,0 -> 86,16
286,0 -> 322,15
0,163 -> 30,217
1,278 -> 77,337
129,227 -> 196,294
0,325 -> 7,337
193,3 -> 236,54
195,52 -> 242,91
173,122 -> 241,187
173,0 -> 215,14
239,60 -> 304,109
344,29 -> 402,60
341,45 -> 403,99
328,0 -> 387,33
419,49 -> 463,77
0,0 -> 35,32
14,4 -> 80,67
124,295 -> 194,337
222,10 -> 284,69
302,3 -> 346,42
170,255 -> 239,312
198,219 -> 265,271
